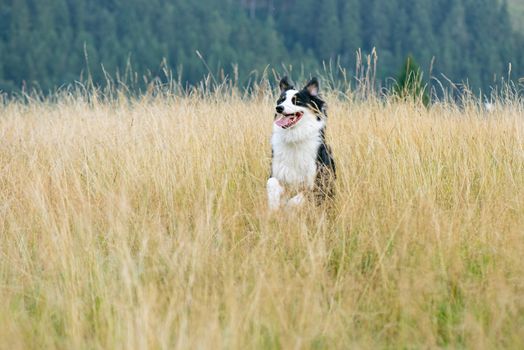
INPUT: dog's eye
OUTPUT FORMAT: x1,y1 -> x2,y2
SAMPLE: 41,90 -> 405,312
292,96 -> 297,105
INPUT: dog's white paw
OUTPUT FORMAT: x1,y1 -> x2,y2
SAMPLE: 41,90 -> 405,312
287,193 -> 305,208
267,178 -> 284,211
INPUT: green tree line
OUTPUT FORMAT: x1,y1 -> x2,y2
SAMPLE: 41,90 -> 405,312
0,0 -> 522,92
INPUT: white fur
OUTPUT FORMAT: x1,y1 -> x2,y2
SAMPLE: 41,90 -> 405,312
267,177 -> 284,211
278,90 -> 300,115
286,193 -> 305,208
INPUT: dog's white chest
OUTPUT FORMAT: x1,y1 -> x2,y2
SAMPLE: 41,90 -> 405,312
271,136 -> 320,189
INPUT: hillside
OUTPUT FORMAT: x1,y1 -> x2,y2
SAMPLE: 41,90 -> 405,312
0,0 -> 522,92
509,0 -> 524,32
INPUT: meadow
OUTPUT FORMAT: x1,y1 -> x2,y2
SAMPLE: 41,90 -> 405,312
0,84 -> 523,349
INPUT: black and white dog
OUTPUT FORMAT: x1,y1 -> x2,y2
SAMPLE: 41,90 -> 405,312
267,77 -> 336,210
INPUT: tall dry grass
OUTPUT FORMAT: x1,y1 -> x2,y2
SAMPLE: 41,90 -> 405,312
0,86 -> 523,349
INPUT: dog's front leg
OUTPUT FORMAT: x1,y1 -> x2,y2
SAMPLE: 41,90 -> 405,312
287,193 -> 305,208
267,178 -> 284,211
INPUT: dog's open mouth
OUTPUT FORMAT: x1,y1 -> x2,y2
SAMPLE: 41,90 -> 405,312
275,112 -> 304,129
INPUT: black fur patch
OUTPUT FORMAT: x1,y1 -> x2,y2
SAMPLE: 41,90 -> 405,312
293,89 -> 325,120
279,76 -> 293,92
314,129 -> 336,204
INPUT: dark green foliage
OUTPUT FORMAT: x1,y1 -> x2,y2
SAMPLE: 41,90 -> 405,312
0,0 -> 522,92
394,56 -> 430,106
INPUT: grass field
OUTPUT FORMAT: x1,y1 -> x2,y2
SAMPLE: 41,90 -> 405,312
0,86 -> 523,349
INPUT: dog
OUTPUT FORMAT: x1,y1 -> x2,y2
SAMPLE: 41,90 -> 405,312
267,76 -> 336,210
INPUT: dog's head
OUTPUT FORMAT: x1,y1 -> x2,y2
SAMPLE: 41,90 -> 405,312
274,77 -> 326,130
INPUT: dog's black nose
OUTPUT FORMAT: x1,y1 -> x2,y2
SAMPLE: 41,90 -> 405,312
276,105 -> 284,114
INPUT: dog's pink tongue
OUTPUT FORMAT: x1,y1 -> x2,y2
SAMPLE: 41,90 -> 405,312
275,116 -> 292,128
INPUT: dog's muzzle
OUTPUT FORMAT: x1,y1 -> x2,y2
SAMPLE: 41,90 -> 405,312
274,112 -> 304,129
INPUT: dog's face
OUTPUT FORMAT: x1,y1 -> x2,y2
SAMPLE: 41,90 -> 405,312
274,77 -> 325,130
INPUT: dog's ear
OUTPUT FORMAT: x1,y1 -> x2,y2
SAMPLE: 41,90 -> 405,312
279,76 -> 293,92
304,77 -> 319,96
